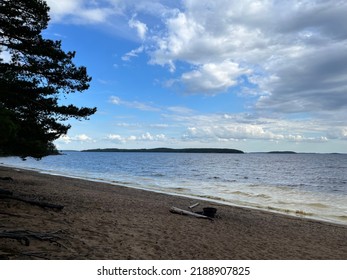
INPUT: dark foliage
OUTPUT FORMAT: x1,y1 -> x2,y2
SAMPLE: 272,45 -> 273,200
0,0 -> 96,158
83,148 -> 244,154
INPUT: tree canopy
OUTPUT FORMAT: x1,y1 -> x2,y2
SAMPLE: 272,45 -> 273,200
0,0 -> 96,158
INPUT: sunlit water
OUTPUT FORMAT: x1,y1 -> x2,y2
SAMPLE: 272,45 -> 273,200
1,152 -> 347,224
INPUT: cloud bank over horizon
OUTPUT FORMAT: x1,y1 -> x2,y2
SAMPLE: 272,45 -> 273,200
45,0 -> 347,152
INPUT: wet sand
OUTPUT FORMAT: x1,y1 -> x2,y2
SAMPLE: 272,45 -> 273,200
0,166 -> 346,259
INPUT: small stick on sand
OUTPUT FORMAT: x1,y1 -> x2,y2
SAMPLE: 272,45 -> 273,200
170,206 -> 212,220
188,202 -> 200,209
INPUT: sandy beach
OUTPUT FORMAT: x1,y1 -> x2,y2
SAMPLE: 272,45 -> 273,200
0,165 -> 346,260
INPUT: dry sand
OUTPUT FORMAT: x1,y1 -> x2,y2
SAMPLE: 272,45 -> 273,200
0,166 -> 346,260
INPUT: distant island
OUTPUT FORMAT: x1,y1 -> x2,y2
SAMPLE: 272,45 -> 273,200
268,151 -> 297,154
82,148 -> 244,154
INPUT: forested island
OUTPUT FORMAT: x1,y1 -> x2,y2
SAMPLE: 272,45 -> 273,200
82,148 -> 244,154
268,151 -> 297,154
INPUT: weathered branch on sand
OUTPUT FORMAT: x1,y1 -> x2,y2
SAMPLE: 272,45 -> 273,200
0,189 -> 13,196
0,230 -> 66,248
170,206 -> 212,220
0,231 -> 30,246
0,177 -> 14,181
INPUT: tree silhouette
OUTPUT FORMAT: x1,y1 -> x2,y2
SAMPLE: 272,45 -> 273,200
0,0 -> 96,158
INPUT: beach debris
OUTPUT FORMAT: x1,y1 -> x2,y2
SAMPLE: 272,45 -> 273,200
202,207 -> 217,218
0,176 -> 14,181
188,202 -> 200,209
0,188 -> 13,196
170,206 -> 213,220
0,230 -> 66,248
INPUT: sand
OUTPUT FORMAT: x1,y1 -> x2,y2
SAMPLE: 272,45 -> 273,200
0,165 -> 346,260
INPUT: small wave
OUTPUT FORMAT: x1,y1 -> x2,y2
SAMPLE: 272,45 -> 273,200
223,179 -> 237,183
255,194 -> 271,199
336,215 -> 347,221
196,195 -> 229,202
151,173 -> 166,177
167,187 -> 189,192
231,191 -> 252,197
231,191 -> 271,199
306,202 -> 329,209
110,180 -> 131,185
266,206 -> 313,217
208,176 -> 221,180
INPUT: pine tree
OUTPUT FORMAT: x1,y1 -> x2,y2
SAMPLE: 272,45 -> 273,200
0,0 -> 96,158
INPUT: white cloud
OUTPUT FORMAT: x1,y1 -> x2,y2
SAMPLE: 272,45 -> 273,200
46,0 -> 347,107
160,109 -> 344,144
74,134 -> 92,142
47,1 -> 347,110
139,132 -> 166,141
143,0 -> 347,109
166,106 -> 195,115
107,134 -> 126,143
57,135 -> 72,144
327,127 -> 347,140
46,0 -> 114,24
180,60 -> 250,94
182,122 -> 330,144
56,134 -> 93,144
109,96 -> 121,105
107,132 -> 167,143
183,124 -> 283,142
129,15 -> 148,40
109,96 -> 160,112
121,46 -> 144,61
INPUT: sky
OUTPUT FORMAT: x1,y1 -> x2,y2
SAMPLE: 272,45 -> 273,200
41,0 -> 347,153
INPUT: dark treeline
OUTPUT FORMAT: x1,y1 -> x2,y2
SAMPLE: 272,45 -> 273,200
82,148 -> 244,154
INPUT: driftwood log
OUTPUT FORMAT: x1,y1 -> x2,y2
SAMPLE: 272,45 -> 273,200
170,206 -> 212,220
0,189 -> 13,196
0,230 -> 65,247
0,176 -> 14,181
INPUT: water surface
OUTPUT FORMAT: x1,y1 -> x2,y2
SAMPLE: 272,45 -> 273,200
2,152 -> 346,224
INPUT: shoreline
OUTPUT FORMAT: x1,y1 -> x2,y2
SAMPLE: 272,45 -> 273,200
1,165 -> 347,259
0,164 -> 347,226
3,163 -> 345,226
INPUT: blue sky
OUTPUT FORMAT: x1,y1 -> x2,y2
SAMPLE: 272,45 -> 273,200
41,0 -> 347,153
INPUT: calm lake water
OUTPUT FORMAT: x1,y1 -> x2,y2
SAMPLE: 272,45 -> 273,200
2,152 -> 347,224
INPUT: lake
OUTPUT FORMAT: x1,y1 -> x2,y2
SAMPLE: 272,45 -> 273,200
1,151 -> 347,224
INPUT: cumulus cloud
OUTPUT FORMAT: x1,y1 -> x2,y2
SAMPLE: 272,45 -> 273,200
159,110 -> 340,144
47,1 -> 347,112
46,0 -> 114,24
107,132 -> 166,143
139,132 -> 166,141
128,15 -> 148,40
326,127 -> 347,140
182,121 -> 329,144
180,60 -> 250,94
143,0 -> 347,110
57,134 -> 93,144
